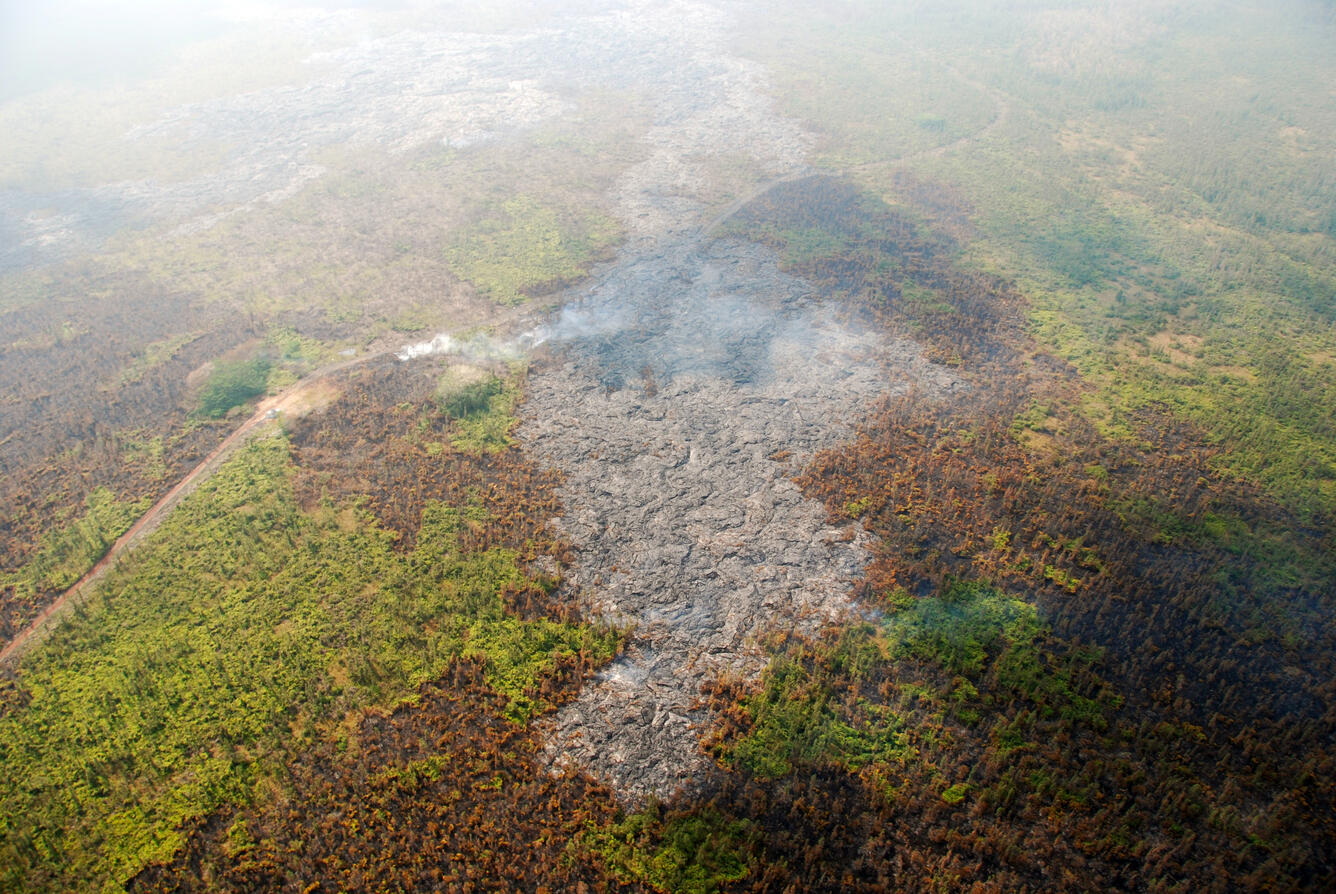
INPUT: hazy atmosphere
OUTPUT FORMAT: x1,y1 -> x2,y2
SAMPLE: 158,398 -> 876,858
2,1 -> 1334,891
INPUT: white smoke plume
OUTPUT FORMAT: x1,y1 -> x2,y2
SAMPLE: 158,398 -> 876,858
395,330 -> 531,363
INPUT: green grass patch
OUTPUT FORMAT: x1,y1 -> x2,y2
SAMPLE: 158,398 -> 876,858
263,326 -> 329,367
721,652 -> 912,781
887,580 -> 1114,727
777,226 -> 849,266
884,580 -> 1040,677
941,782 -> 970,804
194,356 -> 272,419
438,373 -> 520,454
900,280 -> 955,320
444,195 -> 619,304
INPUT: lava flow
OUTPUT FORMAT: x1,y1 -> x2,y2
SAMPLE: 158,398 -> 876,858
519,233 -> 962,797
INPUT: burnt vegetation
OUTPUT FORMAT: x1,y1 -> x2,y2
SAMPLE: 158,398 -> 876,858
285,359 -> 560,562
131,659 -> 628,893
708,177 -> 1336,890
120,177 -> 1334,892
0,276 -> 248,643
126,358 -> 631,893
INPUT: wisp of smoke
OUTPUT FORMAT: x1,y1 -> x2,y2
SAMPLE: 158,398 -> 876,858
395,331 -> 529,363
525,302 -> 633,347
396,296 -> 635,363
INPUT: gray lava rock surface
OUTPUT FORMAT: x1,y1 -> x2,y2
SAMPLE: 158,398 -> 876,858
520,237 -> 961,799
1,0 -> 806,270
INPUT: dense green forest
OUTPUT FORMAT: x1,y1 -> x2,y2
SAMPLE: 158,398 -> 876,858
1,1 -> 1333,891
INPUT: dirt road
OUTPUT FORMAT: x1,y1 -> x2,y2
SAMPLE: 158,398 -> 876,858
0,352 -> 374,665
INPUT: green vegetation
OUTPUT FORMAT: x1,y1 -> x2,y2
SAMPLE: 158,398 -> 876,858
436,372 -> 520,454
721,649 -> 912,781
193,356 -> 272,419
582,806 -> 758,894
720,580 -> 1116,784
118,432 -> 168,482
889,581 -> 1112,727
775,226 -> 848,266
444,195 -> 619,304
940,782 -> 970,804
3,2 -> 1334,889
0,436 -> 616,892
886,580 -> 1039,677
0,487 -> 149,604
263,326 -> 329,368
438,373 -> 506,420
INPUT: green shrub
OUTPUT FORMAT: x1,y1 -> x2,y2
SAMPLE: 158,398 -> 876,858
584,807 -> 758,894
195,357 -> 272,418
440,376 -> 504,420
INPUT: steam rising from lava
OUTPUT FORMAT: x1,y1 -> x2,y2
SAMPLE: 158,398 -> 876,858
392,208 -> 965,801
